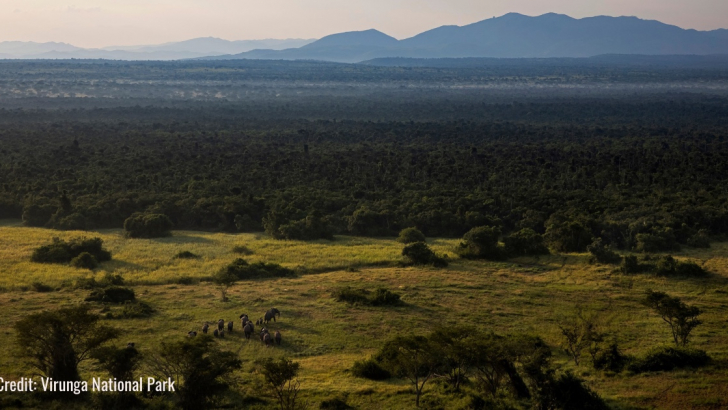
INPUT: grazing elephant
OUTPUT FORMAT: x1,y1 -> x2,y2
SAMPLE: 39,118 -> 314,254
217,319 -> 225,332
187,331 -> 197,338
227,321 -> 233,332
264,308 -> 281,324
202,322 -> 209,334
244,323 -> 254,339
240,314 -> 249,326
274,330 -> 281,346
213,329 -> 219,337
259,328 -> 268,341
263,332 -> 272,347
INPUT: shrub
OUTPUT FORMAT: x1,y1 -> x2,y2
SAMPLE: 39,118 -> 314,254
402,242 -> 448,267
71,252 -> 98,270
586,238 -> 622,264
628,346 -> 709,373
351,359 -> 391,380
333,287 -> 401,306
223,258 -> 295,280
85,287 -> 136,304
635,230 -> 680,253
31,282 -> 53,292
123,213 -> 173,238
232,245 -> 254,255
593,343 -> 630,372
174,251 -> 200,259
621,255 -> 651,274
675,261 -> 708,277
120,302 -> 154,318
31,237 -> 111,265
687,230 -> 711,248
319,397 -> 353,410
539,371 -> 609,410
397,227 -> 426,244
503,228 -> 549,257
457,226 -> 503,259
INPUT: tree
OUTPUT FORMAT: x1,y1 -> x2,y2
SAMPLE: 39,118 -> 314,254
257,357 -> 304,410
376,335 -> 443,407
641,290 -> 702,346
148,336 -> 242,410
557,309 -> 603,366
397,227 -> 426,244
91,345 -> 142,408
212,270 -> 237,302
544,215 -> 593,252
457,226 -> 502,260
123,213 -> 173,238
402,242 -> 447,267
586,238 -> 622,264
503,228 -> 549,257
14,305 -> 119,384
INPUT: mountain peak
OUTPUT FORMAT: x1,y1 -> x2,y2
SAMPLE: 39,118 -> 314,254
304,29 -> 398,49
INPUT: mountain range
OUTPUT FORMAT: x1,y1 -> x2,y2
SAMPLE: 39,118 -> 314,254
0,38 -> 315,60
208,13 -> 728,63
1,13 -> 727,62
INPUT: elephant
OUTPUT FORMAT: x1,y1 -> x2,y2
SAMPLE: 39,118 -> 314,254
264,308 -> 281,324
263,332 -> 272,347
219,329 -> 225,338
259,328 -> 269,341
240,314 -> 250,327
217,319 -> 225,332
244,322 -> 254,339
274,330 -> 281,345
127,342 -> 135,348
213,329 -> 219,337
227,321 -> 233,332
187,331 -> 197,338
202,322 -> 209,334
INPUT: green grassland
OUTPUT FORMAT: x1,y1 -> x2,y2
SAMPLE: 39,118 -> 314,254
1,219 -> 727,409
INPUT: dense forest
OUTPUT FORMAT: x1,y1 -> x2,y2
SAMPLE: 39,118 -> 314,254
1,59 -> 727,253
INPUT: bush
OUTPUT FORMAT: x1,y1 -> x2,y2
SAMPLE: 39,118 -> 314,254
675,261 -> 708,277
457,226 -> 503,259
85,287 -> 136,304
123,213 -> 173,238
503,228 -> 549,256
333,287 -> 401,306
628,346 -> 709,373
397,227 -> 426,244
635,230 -> 680,253
232,245 -> 254,255
593,343 -> 630,372
587,238 -> 622,264
31,282 -> 53,292
71,252 -> 98,270
174,251 -> 200,259
621,255 -> 651,274
539,371 -> 609,410
319,397 -> 353,410
687,230 -> 711,248
119,302 -> 154,318
31,237 -> 111,265
653,256 -> 708,277
223,258 -> 294,280
351,358 -> 391,380
402,242 -> 448,267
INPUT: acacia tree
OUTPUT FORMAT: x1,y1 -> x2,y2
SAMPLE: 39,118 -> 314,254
642,290 -> 702,346
257,357 -> 303,410
14,305 -> 119,383
376,335 -> 443,407
212,270 -> 237,302
557,308 -> 603,366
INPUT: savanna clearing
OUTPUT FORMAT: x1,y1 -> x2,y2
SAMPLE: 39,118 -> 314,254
0,220 -> 727,409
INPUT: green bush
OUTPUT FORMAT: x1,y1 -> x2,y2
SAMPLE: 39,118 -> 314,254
621,255 -> 651,274
174,251 -> 200,259
587,238 -> 622,264
402,242 -> 448,267
675,261 -> 708,277
687,230 -> 711,248
71,252 -> 98,270
628,346 -> 709,373
539,371 -> 609,410
31,282 -> 54,292
397,227 -> 426,244
123,213 -> 173,238
232,245 -> 254,255
223,258 -> 294,280
119,302 -> 154,318
456,226 -> 503,259
85,287 -> 136,304
593,343 -> 631,372
503,228 -> 549,256
31,237 -> 111,265
319,397 -> 353,410
351,358 -> 391,380
333,287 -> 401,306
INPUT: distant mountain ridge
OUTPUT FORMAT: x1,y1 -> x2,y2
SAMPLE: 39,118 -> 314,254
0,38 -> 315,60
206,13 -> 728,63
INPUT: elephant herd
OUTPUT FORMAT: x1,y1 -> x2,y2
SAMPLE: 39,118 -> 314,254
187,307 -> 282,347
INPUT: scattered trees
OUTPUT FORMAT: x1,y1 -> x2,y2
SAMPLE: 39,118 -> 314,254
31,237 -> 112,266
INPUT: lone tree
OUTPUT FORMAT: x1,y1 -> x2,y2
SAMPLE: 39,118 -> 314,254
257,357 -> 303,410
457,226 -> 502,260
14,305 -> 119,384
148,336 -> 242,410
212,270 -> 237,302
397,227 -> 426,244
376,335 -> 443,407
642,290 -> 702,346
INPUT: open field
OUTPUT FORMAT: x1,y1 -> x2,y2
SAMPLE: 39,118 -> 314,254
1,220 -> 727,409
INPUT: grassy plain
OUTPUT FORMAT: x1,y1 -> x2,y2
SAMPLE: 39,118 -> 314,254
0,219 -> 727,409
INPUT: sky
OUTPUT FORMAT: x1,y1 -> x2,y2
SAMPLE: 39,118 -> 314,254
1,0 -> 727,48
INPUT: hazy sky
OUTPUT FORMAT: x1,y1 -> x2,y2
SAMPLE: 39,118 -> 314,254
2,0 -> 727,48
